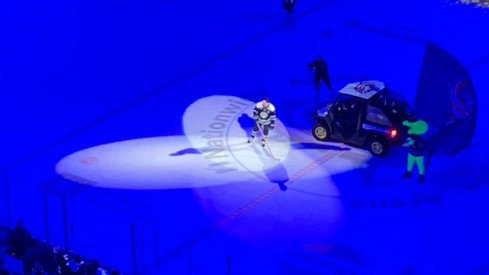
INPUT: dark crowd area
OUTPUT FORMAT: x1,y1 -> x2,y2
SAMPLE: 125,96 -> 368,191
0,219 -> 122,275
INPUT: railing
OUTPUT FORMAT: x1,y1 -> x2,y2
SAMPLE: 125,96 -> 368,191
1,175 -> 126,274
1,176 -> 235,275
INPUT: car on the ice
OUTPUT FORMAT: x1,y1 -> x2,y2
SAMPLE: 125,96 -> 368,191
312,80 -> 413,156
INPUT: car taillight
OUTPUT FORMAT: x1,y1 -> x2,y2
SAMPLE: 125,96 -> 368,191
389,129 -> 397,138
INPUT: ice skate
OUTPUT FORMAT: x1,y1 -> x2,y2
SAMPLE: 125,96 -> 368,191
247,136 -> 255,143
261,138 -> 266,147
401,171 -> 412,179
418,175 -> 425,183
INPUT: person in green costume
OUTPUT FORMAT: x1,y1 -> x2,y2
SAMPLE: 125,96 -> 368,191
401,113 -> 429,183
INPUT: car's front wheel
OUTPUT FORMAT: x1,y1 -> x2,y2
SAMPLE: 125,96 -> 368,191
367,138 -> 389,157
312,123 -> 329,141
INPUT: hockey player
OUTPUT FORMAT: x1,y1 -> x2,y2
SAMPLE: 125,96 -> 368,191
282,0 -> 297,15
248,97 -> 276,147
307,54 -> 334,97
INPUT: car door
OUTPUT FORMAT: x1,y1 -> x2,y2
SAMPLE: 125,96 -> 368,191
330,98 -> 360,141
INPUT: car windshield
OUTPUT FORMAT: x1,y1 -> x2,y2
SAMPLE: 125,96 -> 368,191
372,90 -> 412,117
386,91 -> 411,109
366,105 -> 392,127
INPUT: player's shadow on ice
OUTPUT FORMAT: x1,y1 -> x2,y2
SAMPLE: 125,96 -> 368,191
238,113 -> 254,130
168,114 -> 252,157
264,163 -> 289,191
292,143 -> 351,151
169,148 -> 202,156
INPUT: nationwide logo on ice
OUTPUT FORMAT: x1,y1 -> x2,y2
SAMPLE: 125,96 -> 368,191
198,98 -> 250,174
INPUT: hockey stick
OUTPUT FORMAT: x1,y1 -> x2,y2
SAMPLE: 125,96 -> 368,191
257,123 -> 281,162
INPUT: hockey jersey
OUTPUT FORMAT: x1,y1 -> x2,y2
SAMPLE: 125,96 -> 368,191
253,102 -> 276,126
407,135 -> 427,157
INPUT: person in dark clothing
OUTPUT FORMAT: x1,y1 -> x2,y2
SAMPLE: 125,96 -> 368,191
282,0 -> 296,15
21,243 -> 54,275
7,219 -> 33,259
76,259 -> 98,275
31,261 -> 48,275
307,54 -> 334,97
51,246 -> 74,275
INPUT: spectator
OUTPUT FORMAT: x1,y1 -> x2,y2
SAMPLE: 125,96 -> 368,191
21,242 -> 53,275
52,246 -> 74,275
31,261 -> 48,275
76,259 -> 98,275
7,219 -> 34,260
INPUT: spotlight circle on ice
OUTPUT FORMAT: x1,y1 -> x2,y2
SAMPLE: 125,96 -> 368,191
55,96 -> 374,190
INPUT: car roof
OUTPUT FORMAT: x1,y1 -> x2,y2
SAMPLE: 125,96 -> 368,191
338,80 -> 386,100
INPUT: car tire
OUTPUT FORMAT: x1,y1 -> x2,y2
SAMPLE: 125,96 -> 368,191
312,123 -> 329,141
367,138 -> 389,157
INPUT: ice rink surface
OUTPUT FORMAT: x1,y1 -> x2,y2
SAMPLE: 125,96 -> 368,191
1,0 -> 489,274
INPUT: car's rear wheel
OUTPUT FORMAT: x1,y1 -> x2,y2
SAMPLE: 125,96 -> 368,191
312,123 -> 329,141
367,138 -> 389,157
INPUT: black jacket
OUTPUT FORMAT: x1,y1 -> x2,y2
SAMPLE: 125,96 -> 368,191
308,59 -> 329,76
